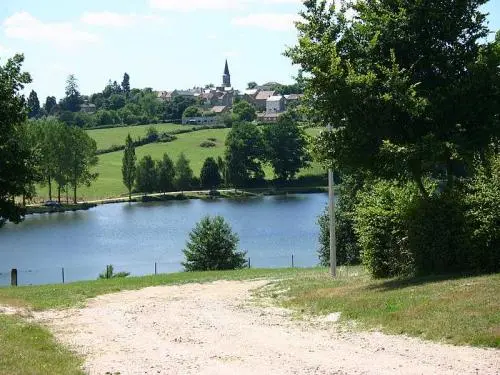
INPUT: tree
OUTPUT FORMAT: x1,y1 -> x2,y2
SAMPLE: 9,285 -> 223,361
0,54 -> 37,225
61,74 -> 82,112
66,126 -> 98,203
136,155 -> 157,195
121,73 -> 130,96
157,153 -> 175,194
232,100 -> 256,122
44,96 -> 57,115
183,105 -> 202,118
122,134 -> 136,201
247,81 -> 258,89
263,113 -> 311,181
225,122 -> 265,186
200,157 -> 222,190
27,90 -> 40,118
286,0 -> 498,198
182,215 -> 247,271
109,93 -> 126,110
175,153 -> 193,191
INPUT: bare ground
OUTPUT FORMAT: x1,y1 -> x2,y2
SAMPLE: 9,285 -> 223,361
33,280 -> 499,375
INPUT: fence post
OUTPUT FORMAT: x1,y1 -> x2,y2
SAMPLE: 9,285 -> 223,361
11,269 -> 17,287
291,254 -> 294,268
154,262 -> 157,275
248,257 -> 251,269
62,267 -> 65,284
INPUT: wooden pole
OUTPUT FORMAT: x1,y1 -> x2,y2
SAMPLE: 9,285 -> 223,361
62,267 -> 65,284
11,269 -> 17,287
155,262 -> 157,275
328,124 -> 337,278
291,254 -> 294,268
248,257 -> 251,269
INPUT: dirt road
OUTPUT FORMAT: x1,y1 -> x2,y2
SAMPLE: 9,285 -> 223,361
36,280 -> 499,375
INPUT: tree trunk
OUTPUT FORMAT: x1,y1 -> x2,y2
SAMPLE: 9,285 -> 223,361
445,148 -> 454,191
22,194 -> 26,207
57,185 -> 61,203
73,185 -> 77,204
411,168 -> 429,199
48,176 -> 52,201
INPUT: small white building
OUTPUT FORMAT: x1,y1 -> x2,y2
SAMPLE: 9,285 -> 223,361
266,95 -> 285,113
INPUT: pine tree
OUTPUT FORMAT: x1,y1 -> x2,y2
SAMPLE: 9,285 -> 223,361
122,134 -> 136,201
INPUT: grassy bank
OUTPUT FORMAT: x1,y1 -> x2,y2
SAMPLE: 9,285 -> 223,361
0,315 -> 83,375
26,203 -> 97,215
262,270 -> 500,347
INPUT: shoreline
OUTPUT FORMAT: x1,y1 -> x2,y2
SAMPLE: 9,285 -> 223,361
24,187 -> 328,215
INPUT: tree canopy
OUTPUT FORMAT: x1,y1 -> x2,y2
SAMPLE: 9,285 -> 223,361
200,157 -> 222,190
232,100 -> 256,122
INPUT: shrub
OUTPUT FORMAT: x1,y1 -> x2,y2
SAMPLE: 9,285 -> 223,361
354,180 -> 416,278
98,265 -> 130,279
182,216 -> 247,271
465,153 -> 500,273
200,140 -> 216,148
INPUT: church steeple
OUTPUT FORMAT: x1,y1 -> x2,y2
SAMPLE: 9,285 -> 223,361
222,59 -> 231,87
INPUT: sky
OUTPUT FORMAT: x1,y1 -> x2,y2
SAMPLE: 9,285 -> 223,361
0,0 -> 498,101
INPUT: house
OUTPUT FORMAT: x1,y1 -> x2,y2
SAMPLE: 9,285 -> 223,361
211,105 -> 229,115
157,91 -> 175,101
266,95 -> 285,113
80,103 -> 96,113
254,90 -> 276,111
257,112 -> 281,123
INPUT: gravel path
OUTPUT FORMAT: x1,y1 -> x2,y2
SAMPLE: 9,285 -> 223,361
35,280 -> 499,375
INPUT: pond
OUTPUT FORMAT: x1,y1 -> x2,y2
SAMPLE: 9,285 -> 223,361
0,193 -> 328,286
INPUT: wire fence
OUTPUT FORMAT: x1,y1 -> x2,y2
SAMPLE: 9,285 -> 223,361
0,254 -> 319,287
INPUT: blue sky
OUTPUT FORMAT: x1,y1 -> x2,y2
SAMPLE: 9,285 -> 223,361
0,0 -> 498,101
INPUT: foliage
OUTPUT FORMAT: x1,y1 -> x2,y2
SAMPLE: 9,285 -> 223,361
200,157 -> 222,190
164,96 -> 197,121
354,180 -> 417,278
232,100 -> 256,122
247,81 -> 258,89
465,152 -> 500,273
183,105 -> 202,118
98,265 -> 130,279
318,175 -> 362,266
288,0 -> 498,198
146,126 -> 159,141
27,90 -> 41,118
175,153 -> 194,191
136,155 -> 157,194
157,153 -> 176,193
60,74 -> 82,112
200,140 -> 216,148
225,122 -> 265,187
263,113 -> 311,181
0,54 -> 37,225
182,216 -> 247,271
121,72 -> 130,96
43,96 -> 57,115
122,134 -> 136,200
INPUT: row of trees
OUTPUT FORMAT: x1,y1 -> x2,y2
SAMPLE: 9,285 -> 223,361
290,0 -> 500,276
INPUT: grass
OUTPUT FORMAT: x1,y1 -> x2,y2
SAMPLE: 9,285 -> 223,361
86,123 -> 186,150
35,127 -> 326,201
260,269 -> 500,347
0,315 -> 83,375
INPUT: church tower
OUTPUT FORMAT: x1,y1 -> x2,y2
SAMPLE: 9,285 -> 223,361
222,59 -> 231,88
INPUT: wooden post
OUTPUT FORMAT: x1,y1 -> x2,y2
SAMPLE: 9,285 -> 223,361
11,269 -> 17,287
248,257 -> 251,269
291,254 -> 294,268
155,262 -> 157,275
62,267 -> 65,284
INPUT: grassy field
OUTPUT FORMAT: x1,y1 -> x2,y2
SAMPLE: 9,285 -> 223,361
0,315 -> 83,374
35,127 -> 325,201
86,123 -> 186,150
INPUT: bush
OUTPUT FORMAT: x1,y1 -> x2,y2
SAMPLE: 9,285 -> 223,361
200,140 -> 217,148
98,265 -> 130,279
182,216 -> 247,271
465,153 -> 500,273
354,180 -> 416,278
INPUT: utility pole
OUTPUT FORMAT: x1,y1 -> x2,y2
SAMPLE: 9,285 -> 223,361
327,124 -> 337,277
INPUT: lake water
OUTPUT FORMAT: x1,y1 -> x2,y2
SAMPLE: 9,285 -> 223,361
0,193 -> 328,286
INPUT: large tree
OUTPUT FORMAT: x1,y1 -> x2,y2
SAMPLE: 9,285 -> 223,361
175,153 -> 193,191
225,122 -> 265,187
121,72 -> 130,96
27,89 -> 41,118
61,74 -> 82,112
200,157 -> 222,190
232,100 -> 256,122
122,134 -> 136,201
44,96 -> 57,115
136,155 -> 157,194
0,54 -> 37,225
263,113 -> 311,181
157,153 -> 176,194
286,0 -> 499,198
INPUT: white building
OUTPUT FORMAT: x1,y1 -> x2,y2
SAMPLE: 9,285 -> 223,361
266,95 -> 285,113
